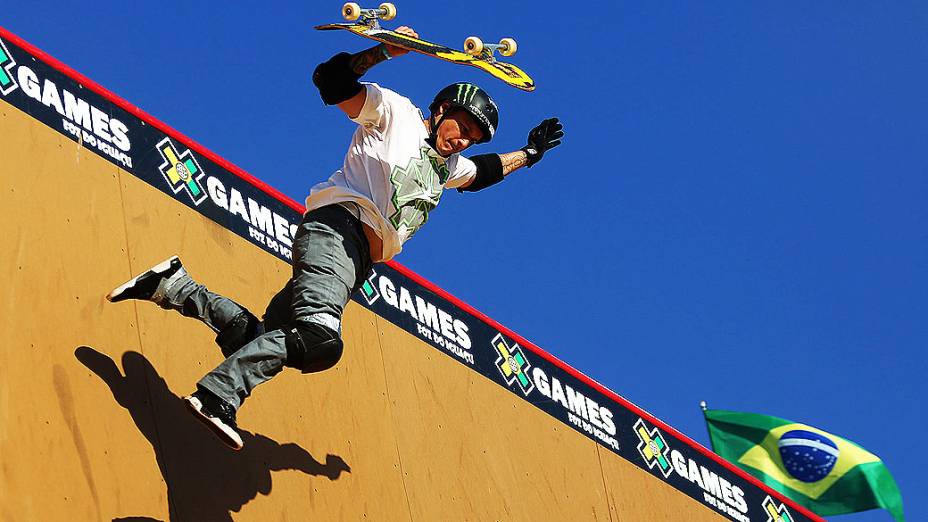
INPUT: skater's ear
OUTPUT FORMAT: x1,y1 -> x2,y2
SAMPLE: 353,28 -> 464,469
434,100 -> 452,117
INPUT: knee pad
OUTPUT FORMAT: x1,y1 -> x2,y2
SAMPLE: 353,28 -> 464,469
214,312 -> 262,357
284,321 -> 344,373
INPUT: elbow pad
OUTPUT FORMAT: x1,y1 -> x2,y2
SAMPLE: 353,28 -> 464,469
312,52 -> 364,105
458,154 -> 504,192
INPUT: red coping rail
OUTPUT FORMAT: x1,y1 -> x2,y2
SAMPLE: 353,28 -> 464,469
0,25 -> 823,522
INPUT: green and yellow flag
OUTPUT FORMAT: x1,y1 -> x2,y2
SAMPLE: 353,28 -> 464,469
703,408 -> 904,521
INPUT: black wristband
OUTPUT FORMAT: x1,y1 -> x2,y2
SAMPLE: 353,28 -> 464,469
458,154 -> 504,192
312,52 -> 364,105
521,146 -> 542,167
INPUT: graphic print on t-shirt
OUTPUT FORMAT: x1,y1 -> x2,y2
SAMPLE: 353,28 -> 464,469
389,146 -> 450,239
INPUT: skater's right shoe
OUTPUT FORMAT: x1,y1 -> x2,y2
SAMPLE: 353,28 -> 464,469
106,256 -> 185,304
184,387 -> 244,450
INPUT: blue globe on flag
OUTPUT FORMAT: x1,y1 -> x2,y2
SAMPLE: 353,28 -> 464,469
777,429 -> 840,482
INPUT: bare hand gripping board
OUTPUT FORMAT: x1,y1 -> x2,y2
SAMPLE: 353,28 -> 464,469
315,3 -> 535,91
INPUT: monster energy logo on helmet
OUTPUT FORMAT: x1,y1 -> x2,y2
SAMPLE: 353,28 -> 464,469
429,82 -> 499,144
457,83 -> 479,105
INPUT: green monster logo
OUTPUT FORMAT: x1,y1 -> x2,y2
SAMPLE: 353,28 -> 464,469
388,147 -> 449,238
456,83 -> 478,105
0,39 -> 18,96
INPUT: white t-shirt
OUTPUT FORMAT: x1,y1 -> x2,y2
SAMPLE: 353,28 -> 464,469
305,83 -> 477,262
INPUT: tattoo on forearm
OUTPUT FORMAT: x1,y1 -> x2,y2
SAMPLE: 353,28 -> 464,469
349,45 -> 389,75
499,151 -> 529,175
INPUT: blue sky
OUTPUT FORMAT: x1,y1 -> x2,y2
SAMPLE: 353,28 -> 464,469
6,2 -> 926,520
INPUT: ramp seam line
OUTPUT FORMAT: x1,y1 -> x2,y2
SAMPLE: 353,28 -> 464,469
115,167 -> 181,520
594,444 -> 617,522
371,314 -> 416,522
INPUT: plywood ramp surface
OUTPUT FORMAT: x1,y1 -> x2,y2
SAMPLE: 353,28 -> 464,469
0,100 -> 729,521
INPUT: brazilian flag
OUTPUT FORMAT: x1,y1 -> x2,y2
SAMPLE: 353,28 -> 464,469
704,409 -> 904,521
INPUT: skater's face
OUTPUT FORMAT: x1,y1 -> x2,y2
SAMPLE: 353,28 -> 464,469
433,105 -> 484,156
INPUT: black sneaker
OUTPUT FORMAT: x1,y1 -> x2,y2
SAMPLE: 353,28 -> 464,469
183,388 -> 244,450
106,256 -> 184,303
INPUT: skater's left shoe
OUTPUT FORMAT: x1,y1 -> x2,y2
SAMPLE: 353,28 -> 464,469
106,255 -> 185,304
184,387 -> 244,450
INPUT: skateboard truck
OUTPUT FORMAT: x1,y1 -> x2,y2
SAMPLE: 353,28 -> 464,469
342,2 -> 396,28
464,36 -> 518,60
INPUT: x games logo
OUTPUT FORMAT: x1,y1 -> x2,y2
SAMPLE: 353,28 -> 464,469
359,270 -> 380,305
762,496 -> 794,522
492,334 -> 533,395
157,138 -> 207,205
634,418 -> 673,478
0,39 -> 18,95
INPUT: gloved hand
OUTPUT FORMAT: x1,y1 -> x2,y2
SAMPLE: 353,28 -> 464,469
522,117 -> 564,167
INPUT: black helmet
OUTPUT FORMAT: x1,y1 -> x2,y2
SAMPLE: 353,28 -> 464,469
428,82 -> 499,144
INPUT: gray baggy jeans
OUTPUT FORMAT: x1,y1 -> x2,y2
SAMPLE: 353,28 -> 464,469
159,204 -> 372,410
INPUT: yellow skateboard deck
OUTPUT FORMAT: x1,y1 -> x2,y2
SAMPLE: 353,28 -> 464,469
315,23 -> 535,92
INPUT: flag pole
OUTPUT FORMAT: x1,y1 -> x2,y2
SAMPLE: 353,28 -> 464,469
699,401 -> 715,452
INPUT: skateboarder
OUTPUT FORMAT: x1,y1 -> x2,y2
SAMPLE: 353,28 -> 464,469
107,27 -> 564,450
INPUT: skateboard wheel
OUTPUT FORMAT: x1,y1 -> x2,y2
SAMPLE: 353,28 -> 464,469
379,2 -> 397,20
342,2 -> 361,21
464,36 -> 484,55
499,38 -> 517,57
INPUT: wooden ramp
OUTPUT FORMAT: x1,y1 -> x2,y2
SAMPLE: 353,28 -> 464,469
0,27 -> 820,522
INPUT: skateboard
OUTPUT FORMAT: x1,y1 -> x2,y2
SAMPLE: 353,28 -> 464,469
315,2 -> 535,92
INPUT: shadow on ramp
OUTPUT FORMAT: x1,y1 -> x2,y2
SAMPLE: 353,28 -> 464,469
75,347 -> 350,521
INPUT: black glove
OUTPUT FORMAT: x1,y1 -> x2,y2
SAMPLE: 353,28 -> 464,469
522,117 -> 564,167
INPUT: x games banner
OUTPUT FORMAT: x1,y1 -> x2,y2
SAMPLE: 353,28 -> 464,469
0,28 -> 820,522
0,32 -> 301,263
